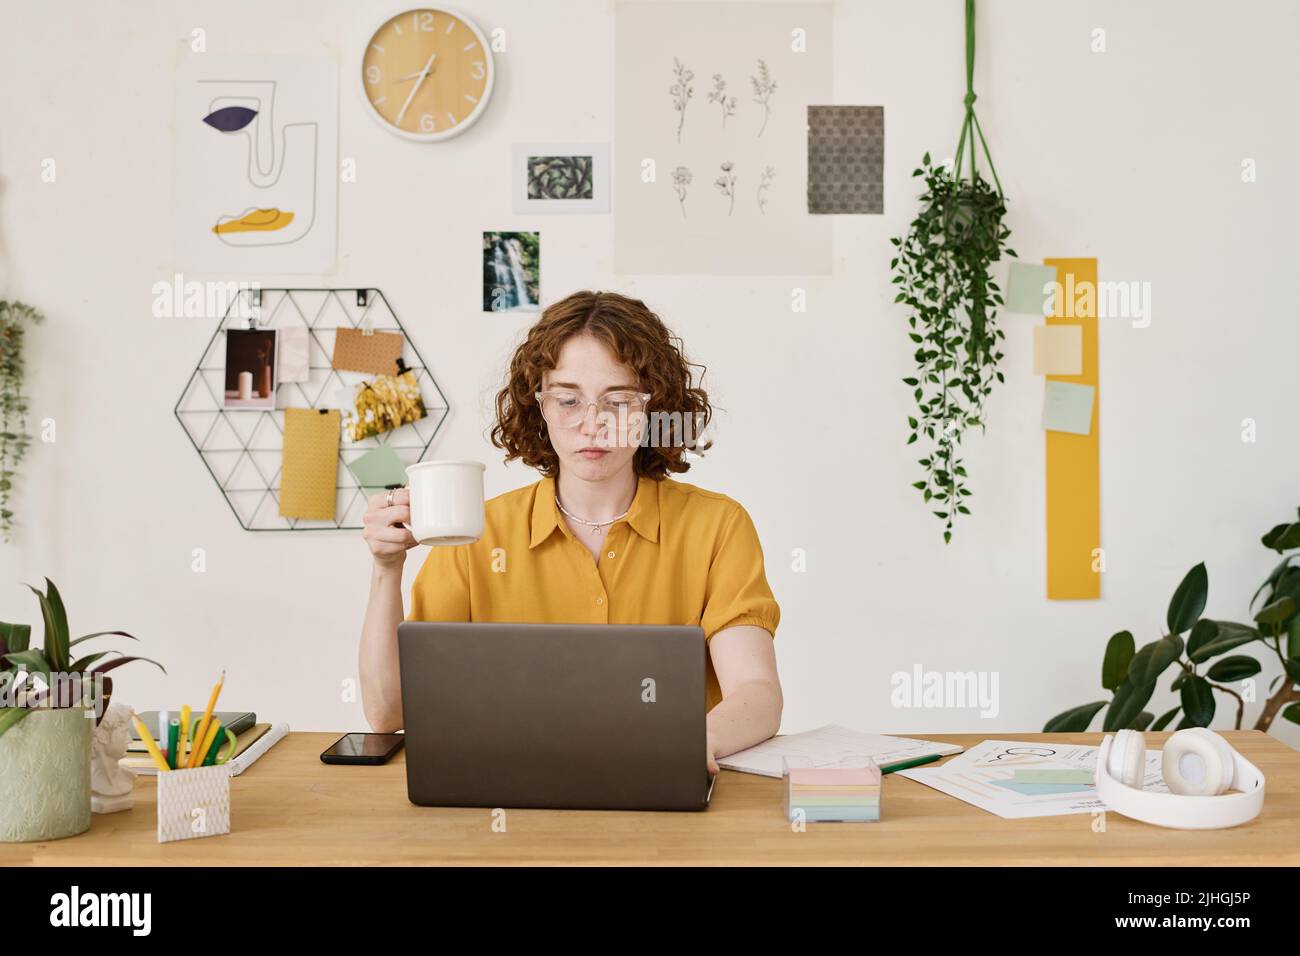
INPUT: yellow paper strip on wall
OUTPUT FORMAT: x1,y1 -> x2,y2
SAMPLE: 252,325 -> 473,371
1044,257 -> 1100,600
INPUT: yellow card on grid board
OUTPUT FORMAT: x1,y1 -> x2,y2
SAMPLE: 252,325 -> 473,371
279,408 -> 340,520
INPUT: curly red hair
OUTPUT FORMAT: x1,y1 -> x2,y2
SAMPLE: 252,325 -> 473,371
490,290 -> 712,479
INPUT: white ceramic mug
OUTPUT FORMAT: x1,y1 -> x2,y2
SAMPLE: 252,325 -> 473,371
405,460 -> 485,546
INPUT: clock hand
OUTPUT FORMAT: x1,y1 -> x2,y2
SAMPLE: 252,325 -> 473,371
395,52 -> 437,126
393,67 -> 439,82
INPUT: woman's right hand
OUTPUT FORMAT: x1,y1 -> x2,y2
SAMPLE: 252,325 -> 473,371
363,488 -> 419,568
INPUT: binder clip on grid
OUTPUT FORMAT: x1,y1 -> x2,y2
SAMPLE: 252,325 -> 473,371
783,755 -> 882,824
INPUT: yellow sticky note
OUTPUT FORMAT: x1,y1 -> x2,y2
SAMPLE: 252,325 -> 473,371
279,408 -> 340,520
1033,324 -> 1083,375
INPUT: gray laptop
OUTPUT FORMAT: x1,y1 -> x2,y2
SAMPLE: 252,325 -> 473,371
397,622 -> 717,811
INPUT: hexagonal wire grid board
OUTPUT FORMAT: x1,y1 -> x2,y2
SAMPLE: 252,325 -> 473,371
174,288 -> 449,530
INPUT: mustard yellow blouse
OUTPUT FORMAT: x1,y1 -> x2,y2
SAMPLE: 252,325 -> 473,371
407,473 -> 781,711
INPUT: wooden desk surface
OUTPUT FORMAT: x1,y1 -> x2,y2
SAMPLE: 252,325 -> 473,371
6,730 -> 1298,866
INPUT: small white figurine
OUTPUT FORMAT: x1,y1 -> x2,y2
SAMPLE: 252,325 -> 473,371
90,700 -> 136,813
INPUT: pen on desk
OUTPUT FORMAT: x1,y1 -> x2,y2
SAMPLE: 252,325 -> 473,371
882,753 -> 942,774
159,709 -> 169,764
187,670 -> 225,769
130,711 -> 172,773
166,718 -> 180,770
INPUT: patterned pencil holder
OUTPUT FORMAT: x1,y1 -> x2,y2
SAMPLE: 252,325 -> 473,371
156,765 -> 231,843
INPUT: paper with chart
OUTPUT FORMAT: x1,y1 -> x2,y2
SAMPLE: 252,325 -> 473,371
718,724 -> 964,778
896,739 -> 1170,819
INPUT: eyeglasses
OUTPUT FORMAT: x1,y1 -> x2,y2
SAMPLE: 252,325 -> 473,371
535,389 -> 651,428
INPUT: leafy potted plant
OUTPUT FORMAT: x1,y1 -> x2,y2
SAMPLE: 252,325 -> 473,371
0,299 -> 43,542
1045,507 -> 1300,734
0,579 -> 163,842
892,0 -> 1015,543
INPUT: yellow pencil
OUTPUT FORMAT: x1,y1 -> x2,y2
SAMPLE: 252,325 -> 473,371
186,670 -> 225,769
130,711 -> 172,773
196,718 -> 223,766
179,704 -> 192,768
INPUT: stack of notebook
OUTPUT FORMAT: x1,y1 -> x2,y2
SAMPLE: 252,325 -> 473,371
121,710 -> 286,776
785,765 -> 882,823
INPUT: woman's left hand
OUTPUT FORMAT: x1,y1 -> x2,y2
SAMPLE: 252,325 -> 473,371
706,731 -> 720,776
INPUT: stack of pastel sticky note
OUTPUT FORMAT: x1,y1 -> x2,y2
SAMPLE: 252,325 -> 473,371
785,765 -> 882,823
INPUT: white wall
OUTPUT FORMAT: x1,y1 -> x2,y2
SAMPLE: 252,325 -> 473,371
2,0 -> 1296,747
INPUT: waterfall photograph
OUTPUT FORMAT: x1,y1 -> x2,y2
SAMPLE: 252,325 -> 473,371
482,230 -> 541,312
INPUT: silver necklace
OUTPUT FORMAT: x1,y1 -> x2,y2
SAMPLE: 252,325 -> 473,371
555,495 -> 629,536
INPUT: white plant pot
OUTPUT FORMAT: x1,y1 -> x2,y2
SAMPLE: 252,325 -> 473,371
0,708 -> 93,842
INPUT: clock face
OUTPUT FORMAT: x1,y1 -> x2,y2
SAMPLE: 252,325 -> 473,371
361,7 -> 494,141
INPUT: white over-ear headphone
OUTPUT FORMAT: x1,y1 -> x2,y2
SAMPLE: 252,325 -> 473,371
1094,728 -> 1265,829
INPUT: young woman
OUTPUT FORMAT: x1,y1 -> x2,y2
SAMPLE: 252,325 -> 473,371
358,290 -> 783,773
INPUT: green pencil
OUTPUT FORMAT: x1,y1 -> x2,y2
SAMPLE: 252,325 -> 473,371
881,753 -> 942,775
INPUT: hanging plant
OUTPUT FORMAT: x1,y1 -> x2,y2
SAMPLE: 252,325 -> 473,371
0,300 -> 43,542
891,0 -> 1015,543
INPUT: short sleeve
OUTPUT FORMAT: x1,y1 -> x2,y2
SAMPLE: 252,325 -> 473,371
407,543 -> 472,622
700,502 -> 781,640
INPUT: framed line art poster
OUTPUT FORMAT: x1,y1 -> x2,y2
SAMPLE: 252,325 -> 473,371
175,55 -> 339,274
512,143 -> 610,214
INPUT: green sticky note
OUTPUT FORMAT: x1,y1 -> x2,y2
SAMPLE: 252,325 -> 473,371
1043,381 -> 1095,436
347,446 -> 408,491
1006,261 -> 1059,315
1013,769 -> 1095,784
992,779 -> 1094,796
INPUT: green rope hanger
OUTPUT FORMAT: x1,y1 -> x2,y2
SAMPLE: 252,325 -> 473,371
952,0 -> 1004,197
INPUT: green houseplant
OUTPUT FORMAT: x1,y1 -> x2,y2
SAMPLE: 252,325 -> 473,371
0,299 -> 43,541
1045,507 -> 1300,735
892,0 -> 1015,543
0,579 -> 162,842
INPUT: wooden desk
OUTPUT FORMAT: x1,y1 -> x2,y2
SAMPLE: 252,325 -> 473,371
5,730 -> 1297,866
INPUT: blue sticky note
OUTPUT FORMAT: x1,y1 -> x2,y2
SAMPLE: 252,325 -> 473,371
1042,381 -> 1095,436
1006,261 -> 1059,316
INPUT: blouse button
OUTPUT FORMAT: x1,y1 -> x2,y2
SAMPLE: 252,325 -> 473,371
607,551 -> 616,559
596,596 -> 604,605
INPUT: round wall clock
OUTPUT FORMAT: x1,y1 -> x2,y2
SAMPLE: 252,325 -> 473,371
360,7 -> 495,142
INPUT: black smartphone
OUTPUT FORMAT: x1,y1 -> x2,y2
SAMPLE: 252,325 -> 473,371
320,732 -> 404,765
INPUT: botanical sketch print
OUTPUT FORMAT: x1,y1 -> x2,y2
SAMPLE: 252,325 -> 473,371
707,74 -> 737,127
751,59 -> 776,137
756,165 -> 775,214
672,165 -> 693,217
714,161 -> 736,215
673,59 -> 777,142
616,2 -> 832,274
671,57 -> 694,144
